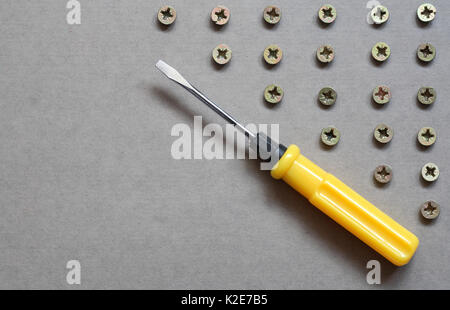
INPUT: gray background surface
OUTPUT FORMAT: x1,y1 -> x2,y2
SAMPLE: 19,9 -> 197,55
0,0 -> 449,289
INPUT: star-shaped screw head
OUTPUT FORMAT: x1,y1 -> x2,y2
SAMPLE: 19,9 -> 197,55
318,87 -> 337,106
374,164 -> 392,184
418,127 -> 437,147
211,6 -> 230,25
264,84 -> 284,104
371,5 -> 389,24
421,162 -> 439,182
374,124 -> 393,144
417,87 -> 436,105
212,44 -> 232,65
158,6 -> 176,25
321,126 -> 340,146
372,86 -> 391,104
264,44 -> 283,65
417,43 -> 436,62
318,5 -> 337,24
316,45 -> 334,63
420,201 -> 440,220
263,6 -> 281,24
417,4 -> 436,23
372,42 -> 390,62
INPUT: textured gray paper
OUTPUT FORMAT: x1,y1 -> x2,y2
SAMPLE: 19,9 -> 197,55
0,0 -> 449,289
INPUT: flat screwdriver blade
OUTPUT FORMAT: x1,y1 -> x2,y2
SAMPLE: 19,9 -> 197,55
155,60 -> 256,138
156,60 -> 192,90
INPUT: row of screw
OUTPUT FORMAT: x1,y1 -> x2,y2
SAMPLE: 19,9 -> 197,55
373,162 -> 439,184
319,125 -> 437,148
263,85 -> 436,107
210,42 -> 436,66
157,4 -> 437,26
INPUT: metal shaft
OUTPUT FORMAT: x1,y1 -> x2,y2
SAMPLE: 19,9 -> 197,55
155,60 -> 256,138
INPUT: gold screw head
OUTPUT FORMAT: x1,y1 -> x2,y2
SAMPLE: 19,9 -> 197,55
372,42 -> 390,62
318,4 -> 337,24
374,124 -> 393,144
418,127 -> 436,146
417,3 -> 436,23
318,87 -> 337,106
212,44 -> 232,65
371,5 -> 389,24
372,86 -> 391,105
417,87 -> 436,105
211,6 -> 230,25
321,126 -> 340,146
421,163 -> 439,182
420,201 -> 440,220
264,84 -> 284,104
417,43 -> 436,62
374,165 -> 392,184
316,45 -> 334,63
263,44 -> 283,65
263,6 -> 281,24
158,6 -> 176,25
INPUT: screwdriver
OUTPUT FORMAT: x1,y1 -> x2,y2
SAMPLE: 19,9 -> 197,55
155,60 -> 419,266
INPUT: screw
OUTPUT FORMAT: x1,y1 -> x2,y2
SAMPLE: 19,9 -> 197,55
420,200 -> 440,220
373,124 -> 393,144
417,3 -> 436,23
264,84 -> 284,104
418,127 -> 436,147
211,6 -> 230,26
318,87 -> 337,106
316,45 -> 334,63
372,42 -> 390,62
318,4 -> 337,24
421,163 -> 439,182
371,5 -> 389,24
372,86 -> 391,105
417,43 -> 436,62
157,5 -> 176,25
263,44 -> 283,65
320,126 -> 340,146
374,164 -> 392,184
212,44 -> 232,65
263,6 -> 281,24
417,87 -> 436,105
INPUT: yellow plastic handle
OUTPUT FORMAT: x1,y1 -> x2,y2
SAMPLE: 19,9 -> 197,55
271,145 -> 419,266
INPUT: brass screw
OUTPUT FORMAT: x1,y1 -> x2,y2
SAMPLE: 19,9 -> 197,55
263,6 -> 281,24
421,163 -> 439,182
264,84 -> 284,104
417,43 -> 436,62
372,42 -> 390,62
420,201 -> 440,220
374,124 -> 393,144
371,5 -> 389,24
417,127 -> 436,146
157,5 -> 176,25
374,165 -> 392,184
316,45 -> 334,63
212,44 -> 232,65
372,86 -> 391,105
211,6 -> 230,25
417,3 -> 436,23
263,44 -> 283,65
318,4 -> 337,24
417,87 -> 436,105
318,87 -> 337,106
321,126 -> 340,146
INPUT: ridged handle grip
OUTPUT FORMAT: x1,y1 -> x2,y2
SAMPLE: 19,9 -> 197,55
271,145 -> 419,266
